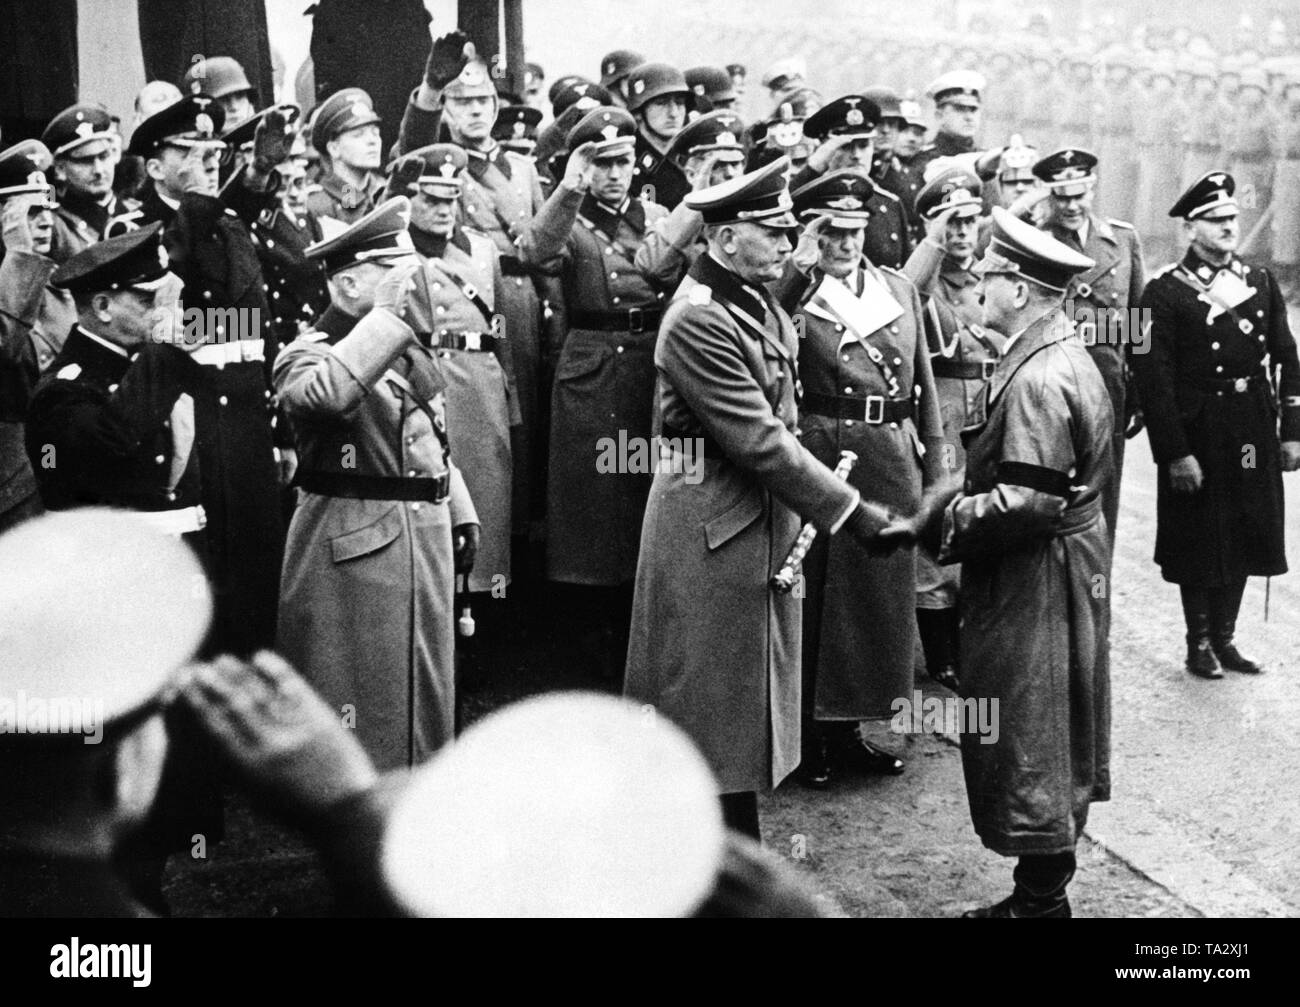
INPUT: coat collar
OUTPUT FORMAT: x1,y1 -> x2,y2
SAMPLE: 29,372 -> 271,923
1049,213 -> 1115,251
465,143 -> 511,181
940,255 -> 980,290
689,251 -> 769,328
411,225 -> 472,260
987,309 -> 1072,404
312,304 -> 361,345
578,193 -> 645,241
62,325 -> 133,377
1183,246 -> 1243,283
319,170 -> 382,210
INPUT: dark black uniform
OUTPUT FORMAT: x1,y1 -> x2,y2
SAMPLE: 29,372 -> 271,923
136,185 -> 284,658
1133,247 -> 1300,667
632,131 -> 690,211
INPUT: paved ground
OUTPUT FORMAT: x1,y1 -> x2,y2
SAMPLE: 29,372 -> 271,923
164,423 -> 1299,918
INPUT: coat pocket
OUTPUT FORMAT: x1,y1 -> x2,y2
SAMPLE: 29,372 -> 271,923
704,489 -> 764,551
329,505 -> 403,563
555,344 -> 607,382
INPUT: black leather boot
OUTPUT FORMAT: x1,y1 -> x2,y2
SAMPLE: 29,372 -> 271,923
1180,587 -> 1222,679
1209,579 -> 1263,674
963,853 -> 1074,917
917,607 -> 960,691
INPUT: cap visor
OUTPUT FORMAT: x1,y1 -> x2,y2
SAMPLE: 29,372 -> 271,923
591,139 -> 636,158
755,210 -> 800,229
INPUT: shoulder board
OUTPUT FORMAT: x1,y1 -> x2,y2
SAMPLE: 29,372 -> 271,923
295,330 -> 332,343
57,363 -> 82,380
1107,218 -> 1135,230
224,207 -> 239,217
687,283 -> 713,306
875,188 -> 901,203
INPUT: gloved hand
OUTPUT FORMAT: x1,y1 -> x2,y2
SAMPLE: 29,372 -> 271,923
252,106 -> 295,176
841,499 -> 896,553
453,522 -> 480,574
1281,441 -> 1300,472
384,152 -> 426,201
425,30 -> 473,89
372,259 -> 423,319
562,141 -> 598,192
0,194 -> 37,253
791,214 -> 831,273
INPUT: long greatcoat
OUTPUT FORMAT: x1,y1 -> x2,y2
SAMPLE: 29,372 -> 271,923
520,184 -> 669,585
1132,250 -> 1300,587
416,227 -> 519,593
274,304 -> 477,771
939,311 -> 1114,856
776,260 -> 944,720
624,252 -> 861,794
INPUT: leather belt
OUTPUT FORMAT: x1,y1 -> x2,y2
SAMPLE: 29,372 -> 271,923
190,341 -> 265,368
569,306 -> 663,333
133,504 -> 207,536
297,471 -> 450,502
430,330 -> 499,352
1193,374 -> 1263,395
497,254 -> 529,277
802,392 -> 913,425
931,357 -> 997,380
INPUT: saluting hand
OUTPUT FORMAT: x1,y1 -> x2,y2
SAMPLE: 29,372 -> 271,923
806,132 -> 859,174
252,106 -> 295,176
1168,454 -> 1204,493
923,204 -> 958,245
373,259 -> 423,319
791,214 -> 832,272
177,144 -> 218,196
562,141 -> 598,192
1282,441 -> 1300,472
0,195 -> 36,253
425,30 -> 473,89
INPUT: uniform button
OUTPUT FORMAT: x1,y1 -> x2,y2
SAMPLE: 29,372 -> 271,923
845,419 -> 854,427
433,283 -> 441,290
410,502 -> 421,511
842,354 -> 851,362
1212,342 -> 1220,350
155,454 -> 165,464
108,383 -> 119,393
616,345 -> 624,353
167,491 -> 177,501
1215,365 -> 1223,373
610,271 -> 619,279
893,356 -> 902,365
890,422 -> 898,429
515,278 -> 523,286
407,435 -> 416,445
1109,267 -> 1117,275
844,386 -> 853,394
272,290 -> 281,299
219,395 -> 229,405
1257,310 -> 1265,318
1259,335 -> 1266,343
613,296 -> 621,304
890,232 -> 898,240
436,305 -> 446,314
266,238 -> 275,249
408,469 -> 419,477
835,324 -> 844,332
890,326 -> 898,334
605,247 -> 614,255
203,290 -> 212,300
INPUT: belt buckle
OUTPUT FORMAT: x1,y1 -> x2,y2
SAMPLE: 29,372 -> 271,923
980,359 -> 997,380
627,306 -> 644,332
1234,377 -> 1248,393
863,394 -> 885,424
464,332 -> 482,351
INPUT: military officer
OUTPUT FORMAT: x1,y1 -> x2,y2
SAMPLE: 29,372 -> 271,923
635,110 -> 748,289
1132,172 -> 1300,678
624,158 -> 898,839
220,105 -> 330,352
0,141 -> 76,531
775,170 -> 944,786
904,167 -> 1005,693
398,36 -> 550,556
304,88 -> 386,227
625,62 -> 693,211
892,98 -> 930,194
388,142 -> 518,604
794,95 -> 913,269
274,197 -> 479,769
863,85 -> 924,244
882,208 -> 1113,918
518,107 -> 670,680
986,135 -> 1039,209
912,71 -> 987,179
41,104 -> 138,254
24,224 -> 205,530
1028,148 -> 1145,543
128,95 -> 285,658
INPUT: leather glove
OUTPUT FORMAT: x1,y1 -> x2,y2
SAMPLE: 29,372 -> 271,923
384,153 -> 425,201
252,107 -> 295,175
841,499 -> 896,553
425,30 -> 473,89
453,523 -> 480,575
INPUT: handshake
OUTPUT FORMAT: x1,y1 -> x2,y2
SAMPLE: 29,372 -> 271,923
843,475 -> 963,555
